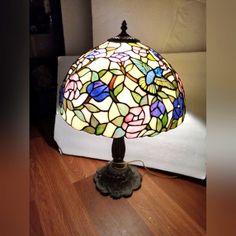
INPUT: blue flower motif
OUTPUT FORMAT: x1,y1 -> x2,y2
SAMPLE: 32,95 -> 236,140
150,101 -> 166,117
146,67 -> 163,85
87,81 -> 110,102
173,94 -> 185,120
59,86 -> 64,107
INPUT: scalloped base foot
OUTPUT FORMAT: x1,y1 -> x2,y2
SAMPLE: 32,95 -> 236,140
93,162 -> 142,199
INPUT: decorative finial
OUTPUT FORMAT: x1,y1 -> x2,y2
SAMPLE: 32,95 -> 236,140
120,20 -> 127,35
107,20 -> 140,43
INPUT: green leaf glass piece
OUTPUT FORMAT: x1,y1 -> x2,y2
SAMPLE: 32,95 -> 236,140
155,78 -> 175,89
67,100 -> 74,110
74,110 -> 86,121
60,107 -> 64,115
150,132 -> 158,137
162,113 -> 168,127
96,124 -> 107,135
117,103 -> 129,116
91,115 -> 99,128
156,118 -> 162,132
130,58 -> 150,74
171,120 -> 178,129
85,104 -> 100,112
157,91 -> 168,99
110,69 -> 122,75
131,91 -> 142,104
109,91 -> 118,102
83,126 -> 95,134
80,81 -> 90,93
112,116 -> 124,127
98,69 -> 107,78
140,95 -> 148,106
114,83 -> 124,96
63,99 -> 67,111
92,71 -> 99,81
125,64 -> 134,72
172,80 -> 178,88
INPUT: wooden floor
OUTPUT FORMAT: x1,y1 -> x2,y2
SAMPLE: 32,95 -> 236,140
30,132 -> 206,236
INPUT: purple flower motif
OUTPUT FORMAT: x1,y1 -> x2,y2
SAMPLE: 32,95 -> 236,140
173,94 -> 185,120
109,52 -> 130,62
150,48 -> 162,59
150,101 -> 166,117
87,81 -> 110,102
87,48 -> 106,59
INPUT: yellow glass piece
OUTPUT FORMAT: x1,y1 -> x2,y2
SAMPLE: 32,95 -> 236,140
167,111 -> 173,127
135,87 -> 146,96
113,75 -> 125,88
81,58 -> 90,67
65,109 -> 74,124
149,117 -> 157,130
107,42 -> 120,48
93,112 -> 109,124
71,116 -> 88,130
129,66 -> 145,78
90,97 -> 112,111
162,98 -> 173,112
103,123 -> 117,137
177,116 -> 183,126
162,88 -> 177,98
110,61 -> 121,70
81,107 -> 91,123
72,93 -> 88,107
78,68 -> 90,77
147,94 -> 155,105
166,75 -> 175,82
147,59 -> 159,69
117,87 -> 138,107
109,102 -> 120,120
89,58 -> 110,71
124,78 -> 138,91
80,71 -> 92,84
116,42 -> 132,52
100,71 -> 113,85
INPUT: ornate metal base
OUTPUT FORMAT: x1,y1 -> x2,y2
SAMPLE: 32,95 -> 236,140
93,162 -> 142,199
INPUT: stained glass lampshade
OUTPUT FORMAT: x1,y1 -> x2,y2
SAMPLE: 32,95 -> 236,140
59,21 -> 186,198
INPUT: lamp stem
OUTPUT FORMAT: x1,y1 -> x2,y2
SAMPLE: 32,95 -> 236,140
111,137 -> 126,166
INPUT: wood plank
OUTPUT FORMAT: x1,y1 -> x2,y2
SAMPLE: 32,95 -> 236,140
74,176 -> 154,236
128,173 -> 206,236
30,137 -> 98,236
30,201 -> 44,236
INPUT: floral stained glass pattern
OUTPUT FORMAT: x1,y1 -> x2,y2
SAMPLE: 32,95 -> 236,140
60,41 -> 186,139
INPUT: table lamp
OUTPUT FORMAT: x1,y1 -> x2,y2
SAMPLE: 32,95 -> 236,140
59,21 -> 186,199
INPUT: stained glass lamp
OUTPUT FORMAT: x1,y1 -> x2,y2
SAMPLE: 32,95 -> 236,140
59,21 -> 186,198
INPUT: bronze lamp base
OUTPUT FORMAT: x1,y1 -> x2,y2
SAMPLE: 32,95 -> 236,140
93,137 -> 142,199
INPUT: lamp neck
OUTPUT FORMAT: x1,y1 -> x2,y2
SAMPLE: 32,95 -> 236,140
111,137 -> 126,166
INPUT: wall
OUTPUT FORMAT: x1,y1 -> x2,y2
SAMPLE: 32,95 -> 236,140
91,0 -> 206,53
60,0 -> 93,55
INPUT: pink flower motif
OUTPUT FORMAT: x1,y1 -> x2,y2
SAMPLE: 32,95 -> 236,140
158,59 -> 168,70
122,106 -> 151,138
175,72 -> 185,95
133,46 -> 147,57
64,74 -> 82,101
